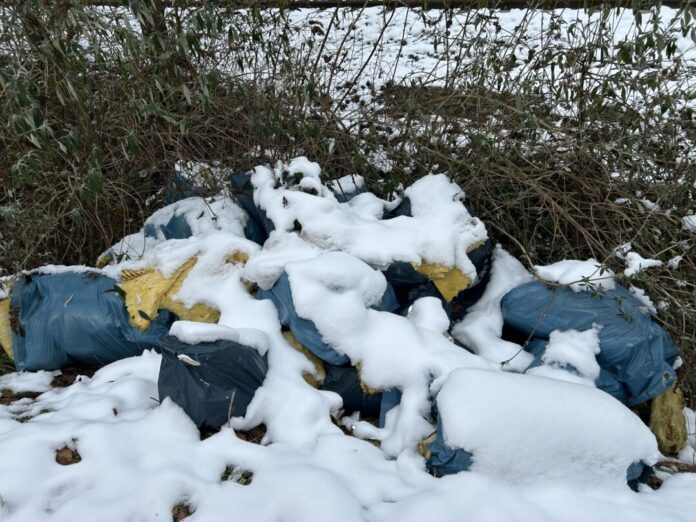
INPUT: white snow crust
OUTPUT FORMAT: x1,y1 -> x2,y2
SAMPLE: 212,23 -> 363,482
437,369 -> 659,485
534,259 -> 616,292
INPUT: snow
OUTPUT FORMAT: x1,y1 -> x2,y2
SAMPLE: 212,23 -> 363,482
451,246 -> 534,372
0,370 -> 58,394
169,320 -> 271,357
624,252 -> 663,277
682,214 -> 696,232
678,407 -> 696,464
437,369 -> 659,486
534,259 -> 616,293
283,251 -> 494,456
2,353 -> 694,522
526,327 -> 601,387
100,195 -> 247,263
251,165 -> 488,281
329,174 -> 366,196
630,285 -> 658,315
668,255 -> 683,270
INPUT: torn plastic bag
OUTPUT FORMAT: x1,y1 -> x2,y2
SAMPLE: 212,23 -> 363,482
230,173 -> 275,245
256,272 -> 398,365
9,272 -> 174,371
501,281 -> 679,406
158,335 -> 268,428
321,364 -> 382,418
383,239 -> 493,321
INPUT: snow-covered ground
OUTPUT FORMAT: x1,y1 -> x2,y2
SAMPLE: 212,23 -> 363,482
1,353 -> 695,522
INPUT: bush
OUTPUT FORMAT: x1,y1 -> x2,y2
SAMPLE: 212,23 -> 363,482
0,1 -> 694,400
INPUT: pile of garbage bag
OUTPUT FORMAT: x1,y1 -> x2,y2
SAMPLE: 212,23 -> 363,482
0,157 -> 687,489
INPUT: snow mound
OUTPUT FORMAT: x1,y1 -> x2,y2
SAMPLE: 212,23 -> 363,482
251,163 -> 487,282
437,368 -> 660,485
534,259 -> 616,292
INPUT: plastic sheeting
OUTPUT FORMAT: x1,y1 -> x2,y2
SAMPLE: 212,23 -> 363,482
426,413 -> 474,477
321,364 -> 382,418
144,213 -> 192,241
383,239 -> 493,321
230,173 -> 275,245
158,335 -> 268,428
257,272 -> 398,366
9,272 -> 173,371
501,281 -> 679,406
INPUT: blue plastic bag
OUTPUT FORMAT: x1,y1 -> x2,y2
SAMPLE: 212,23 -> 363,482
501,281 -> 679,405
230,173 -> 275,245
10,272 -> 173,371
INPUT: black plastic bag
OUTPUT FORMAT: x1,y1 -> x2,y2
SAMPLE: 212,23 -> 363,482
158,335 -> 268,428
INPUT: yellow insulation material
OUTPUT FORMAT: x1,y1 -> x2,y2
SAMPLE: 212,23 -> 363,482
649,384 -> 688,455
282,330 -> 326,387
412,263 -> 471,302
119,257 -> 219,330
417,431 -> 437,460
227,252 -> 249,265
412,241 -> 484,302
0,293 -> 12,359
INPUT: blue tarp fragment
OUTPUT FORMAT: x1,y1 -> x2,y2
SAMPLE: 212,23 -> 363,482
144,213 -> 192,241
10,272 -> 173,371
426,413 -> 474,477
379,388 -> 402,428
501,281 -> 679,406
